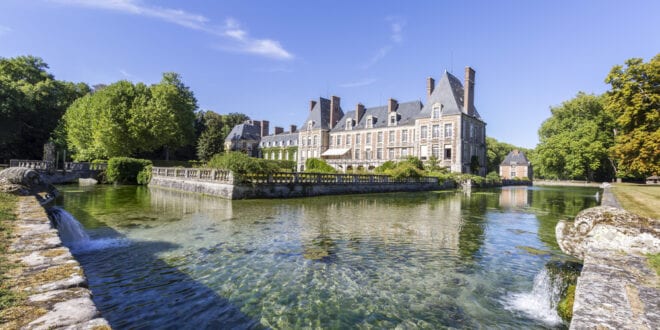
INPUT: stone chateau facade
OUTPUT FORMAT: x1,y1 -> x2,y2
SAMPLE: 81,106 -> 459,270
226,67 -> 487,175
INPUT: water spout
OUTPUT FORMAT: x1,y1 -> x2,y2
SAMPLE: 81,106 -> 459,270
504,268 -> 563,325
49,206 -> 90,244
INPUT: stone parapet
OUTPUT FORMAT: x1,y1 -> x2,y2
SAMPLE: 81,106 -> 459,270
3,196 -> 110,329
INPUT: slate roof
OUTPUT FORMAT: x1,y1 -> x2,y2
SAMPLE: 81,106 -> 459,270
418,71 -> 482,120
300,97 -> 344,131
500,150 -> 531,166
332,100 -> 423,132
224,122 -> 261,143
260,132 -> 299,146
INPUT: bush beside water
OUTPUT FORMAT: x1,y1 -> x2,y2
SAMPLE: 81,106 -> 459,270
106,157 -> 152,184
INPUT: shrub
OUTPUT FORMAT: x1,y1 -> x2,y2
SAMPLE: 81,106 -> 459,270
106,157 -> 152,184
137,165 -> 152,185
207,152 -> 277,175
387,162 -> 424,179
374,161 -> 397,174
304,158 -> 336,173
403,156 -> 425,170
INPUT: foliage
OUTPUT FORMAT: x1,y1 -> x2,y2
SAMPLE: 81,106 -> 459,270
404,156 -> 424,170
604,54 -> 660,178
196,111 -> 225,161
486,171 -> 502,183
106,157 -> 152,184
387,162 -> 424,179
0,55 -> 90,162
304,158 -> 336,173
207,152 -> 278,175
64,72 -> 197,161
270,160 -> 296,172
137,165 -> 153,185
374,161 -> 397,174
220,113 -> 250,140
425,155 -> 442,172
0,192 -> 20,310
470,155 -> 480,174
536,93 -> 615,181
486,137 -> 523,174
647,253 -> 660,277
557,284 -> 575,323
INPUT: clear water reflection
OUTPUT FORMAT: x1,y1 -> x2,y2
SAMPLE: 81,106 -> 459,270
55,185 -> 599,329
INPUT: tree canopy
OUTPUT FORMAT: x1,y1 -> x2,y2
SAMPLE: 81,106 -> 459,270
64,73 -> 197,161
0,55 -> 89,162
604,54 -> 660,178
536,93 -> 615,181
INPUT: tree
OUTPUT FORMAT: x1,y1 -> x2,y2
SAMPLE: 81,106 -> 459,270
485,137 -> 517,174
64,73 -> 197,160
196,111 -> 225,161
536,93 -> 615,181
0,56 -> 89,162
604,54 -> 660,178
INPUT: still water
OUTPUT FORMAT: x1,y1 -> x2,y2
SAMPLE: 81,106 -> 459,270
54,185 -> 599,329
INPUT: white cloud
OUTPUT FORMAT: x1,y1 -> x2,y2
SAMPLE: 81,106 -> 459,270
360,17 -> 406,69
0,25 -> 11,36
361,45 -> 392,70
119,69 -> 134,79
339,78 -> 377,88
387,17 -> 406,43
51,0 -> 293,60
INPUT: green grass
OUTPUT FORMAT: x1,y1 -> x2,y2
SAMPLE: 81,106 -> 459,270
610,184 -> 660,219
0,192 -> 19,310
648,253 -> 660,278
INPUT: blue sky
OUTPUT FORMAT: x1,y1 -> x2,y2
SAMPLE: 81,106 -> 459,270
1,0 -> 658,148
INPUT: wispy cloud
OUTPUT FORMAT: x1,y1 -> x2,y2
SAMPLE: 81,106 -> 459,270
361,17 -> 406,69
51,0 -> 293,60
339,78 -> 377,88
119,69 -> 134,79
0,25 -> 11,36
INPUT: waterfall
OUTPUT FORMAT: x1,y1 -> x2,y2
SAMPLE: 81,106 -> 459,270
49,207 -> 90,244
504,268 -> 563,325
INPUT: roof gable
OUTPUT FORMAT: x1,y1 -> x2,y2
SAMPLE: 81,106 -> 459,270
418,71 -> 482,119
500,150 -> 531,166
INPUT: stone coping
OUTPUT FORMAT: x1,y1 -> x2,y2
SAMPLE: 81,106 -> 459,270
2,196 -> 110,329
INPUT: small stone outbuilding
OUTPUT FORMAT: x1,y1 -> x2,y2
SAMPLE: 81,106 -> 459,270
646,175 -> 659,185
499,149 -> 532,180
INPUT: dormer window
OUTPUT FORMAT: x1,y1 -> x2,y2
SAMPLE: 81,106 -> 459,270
346,119 -> 353,130
366,115 -> 374,128
307,121 -> 314,130
432,103 -> 442,119
388,113 -> 397,126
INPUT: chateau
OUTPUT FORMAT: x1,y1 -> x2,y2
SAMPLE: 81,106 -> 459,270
227,66 -> 487,175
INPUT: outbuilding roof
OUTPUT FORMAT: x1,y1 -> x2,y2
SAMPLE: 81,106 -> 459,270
500,150 -> 531,166
224,122 -> 261,142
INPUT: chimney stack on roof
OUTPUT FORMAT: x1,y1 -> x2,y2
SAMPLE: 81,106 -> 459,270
260,120 -> 269,137
290,125 -> 297,133
388,98 -> 398,113
310,100 -> 317,112
427,77 -> 435,98
463,66 -> 475,116
355,103 -> 365,123
274,127 -> 283,135
330,95 -> 340,129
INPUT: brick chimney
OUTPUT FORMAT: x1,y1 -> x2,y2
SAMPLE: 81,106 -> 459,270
427,77 -> 435,98
289,125 -> 297,133
355,103 -> 365,123
388,98 -> 398,113
330,95 -> 340,129
253,120 -> 261,133
260,120 -> 269,137
463,67 -> 475,116
310,100 -> 317,112
274,127 -> 284,135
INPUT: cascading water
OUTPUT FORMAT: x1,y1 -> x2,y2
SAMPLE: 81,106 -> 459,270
49,206 -> 90,244
49,206 -> 128,252
504,268 -> 564,325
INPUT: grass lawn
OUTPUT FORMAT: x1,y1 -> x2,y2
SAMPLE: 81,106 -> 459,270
0,192 -> 19,311
610,183 -> 660,219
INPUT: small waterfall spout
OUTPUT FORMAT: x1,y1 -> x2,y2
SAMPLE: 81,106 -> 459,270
49,207 -> 90,244
505,268 -> 563,325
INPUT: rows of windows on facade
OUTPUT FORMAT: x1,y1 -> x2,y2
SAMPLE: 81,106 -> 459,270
224,66 -> 487,175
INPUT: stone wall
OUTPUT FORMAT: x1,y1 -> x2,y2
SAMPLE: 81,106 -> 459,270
149,176 -> 454,199
3,196 -> 110,329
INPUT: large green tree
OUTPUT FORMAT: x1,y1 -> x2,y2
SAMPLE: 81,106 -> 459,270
486,137 -> 517,174
536,93 -> 615,181
196,111 -> 225,161
64,73 -> 197,160
0,56 -> 89,162
604,54 -> 660,178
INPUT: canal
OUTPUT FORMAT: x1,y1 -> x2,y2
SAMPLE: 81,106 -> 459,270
54,185 -> 599,329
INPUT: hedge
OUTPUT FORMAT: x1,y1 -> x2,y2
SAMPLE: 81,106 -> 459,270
106,157 -> 152,184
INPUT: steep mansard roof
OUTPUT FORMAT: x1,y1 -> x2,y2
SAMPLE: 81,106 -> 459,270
224,122 -> 261,142
418,71 -> 482,120
260,132 -> 299,145
332,100 -> 423,132
300,97 -> 344,131
500,150 -> 531,166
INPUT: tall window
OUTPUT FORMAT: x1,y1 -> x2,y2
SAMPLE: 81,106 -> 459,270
366,116 -> 373,128
355,134 -> 361,145
402,130 -> 408,142
420,125 -> 428,139
389,113 -> 397,126
366,149 -> 372,160
389,131 -> 395,143
432,125 -> 440,138
336,135 -> 342,146
346,134 -> 351,145
355,149 -> 360,159
313,135 -> 318,146
444,145 -> 452,160
307,137 -> 311,146
366,133 -> 371,144
432,145 -> 440,158
346,119 -> 353,130
377,131 -> 383,143
444,123 -> 453,139
388,148 -> 395,159
376,148 -> 383,160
